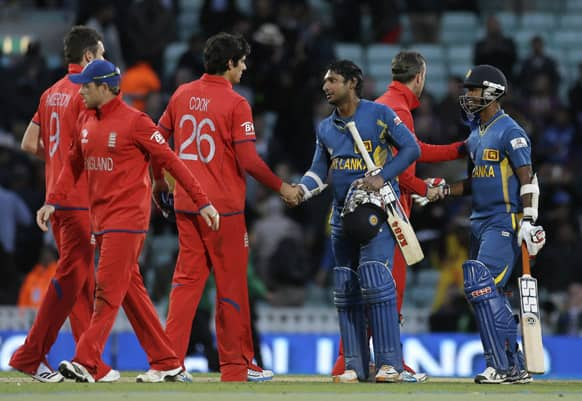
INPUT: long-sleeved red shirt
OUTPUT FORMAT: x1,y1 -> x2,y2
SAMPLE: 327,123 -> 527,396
376,81 -> 464,215
32,64 -> 89,209
156,74 -> 282,215
48,96 -> 209,234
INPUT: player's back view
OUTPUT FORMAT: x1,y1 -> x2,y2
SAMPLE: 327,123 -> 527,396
154,32 -> 301,382
10,26 -> 116,383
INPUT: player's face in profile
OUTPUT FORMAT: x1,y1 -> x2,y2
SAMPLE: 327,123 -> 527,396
79,82 -> 104,109
228,56 -> 247,84
322,70 -> 349,105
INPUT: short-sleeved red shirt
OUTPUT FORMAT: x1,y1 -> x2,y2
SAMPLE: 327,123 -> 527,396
32,64 -> 88,208
158,74 -> 266,215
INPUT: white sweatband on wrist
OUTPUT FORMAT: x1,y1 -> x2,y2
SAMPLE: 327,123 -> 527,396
300,171 -> 328,201
520,174 -> 540,223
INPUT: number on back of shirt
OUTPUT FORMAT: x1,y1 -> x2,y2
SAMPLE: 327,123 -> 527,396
49,111 -> 60,158
178,114 -> 216,163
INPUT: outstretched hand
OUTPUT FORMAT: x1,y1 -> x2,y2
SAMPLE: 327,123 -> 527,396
280,182 -> 303,207
200,204 -> 220,231
36,205 -> 55,232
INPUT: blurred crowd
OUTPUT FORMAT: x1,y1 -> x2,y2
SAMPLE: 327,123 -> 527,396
1,0 -> 581,336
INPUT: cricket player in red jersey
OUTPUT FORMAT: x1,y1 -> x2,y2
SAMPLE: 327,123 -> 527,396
152,32 -> 302,382
36,59 -> 220,383
10,26 -> 117,383
332,51 -> 466,378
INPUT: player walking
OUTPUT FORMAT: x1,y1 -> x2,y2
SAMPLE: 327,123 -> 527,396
435,65 -> 546,383
296,60 -> 422,383
36,59 -> 219,383
152,32 -> 301,382
10,26 -> 116,383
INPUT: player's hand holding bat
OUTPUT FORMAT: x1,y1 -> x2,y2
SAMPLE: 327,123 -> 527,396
517,219 -> 546,256
355,170 -> 384,191
36,204 -> 56,232
200,204 -> 220,231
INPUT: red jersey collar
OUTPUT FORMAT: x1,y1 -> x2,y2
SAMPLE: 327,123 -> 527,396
388,81 -> 420,111
68,64 -> 83,74
201,73 -> 232,88
90,95 -> 123,118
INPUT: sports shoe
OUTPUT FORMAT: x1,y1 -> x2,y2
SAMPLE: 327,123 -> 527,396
375,365 -> 399,383
30,362 -> 64,383
59,361 -> 95,383
332,369 -> 358,383
247,367 -> 274,382
505,369 -> 533,384
97,369 -> 120,383
167,370 -> 193,383
399,370 -> 428,383
402,361 -> 416,374
135,367 -> 183,383
474,366 -> 507,384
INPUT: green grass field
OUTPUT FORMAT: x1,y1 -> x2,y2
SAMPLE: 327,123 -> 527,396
1,372 -> 582,401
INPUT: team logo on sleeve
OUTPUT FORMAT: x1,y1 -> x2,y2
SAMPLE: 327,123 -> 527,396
81,129 -> 89,144
393,116 -> 402,126
241,121 -> 255,136
108,132 -> 117,148
510,137 -> 528,150
150,131 -> 166,144
482,148 -> 499,161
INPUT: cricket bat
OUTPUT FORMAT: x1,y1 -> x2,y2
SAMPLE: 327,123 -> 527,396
345,121 -> 424,265
519,242 -> 545,374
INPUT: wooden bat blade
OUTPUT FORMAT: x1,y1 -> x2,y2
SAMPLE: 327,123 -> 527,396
519,274 -> 545,374
386,212 -> 424,265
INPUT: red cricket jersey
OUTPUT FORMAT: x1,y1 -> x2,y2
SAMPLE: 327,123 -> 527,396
158,74 -> 281,215
376,81 -> 464,214
32,64 -> 89,209
48,96 -> 209,234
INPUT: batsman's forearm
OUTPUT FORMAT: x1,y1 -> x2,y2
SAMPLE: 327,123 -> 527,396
380,143 -> 420,181
446,179 -> 471,197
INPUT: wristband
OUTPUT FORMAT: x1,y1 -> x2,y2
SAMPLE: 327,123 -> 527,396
443,184 -> 451,197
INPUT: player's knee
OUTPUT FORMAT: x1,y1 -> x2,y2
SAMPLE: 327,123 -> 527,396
333,266 -> 361,308
358,261 -> 396,304
462,259 -> 497,303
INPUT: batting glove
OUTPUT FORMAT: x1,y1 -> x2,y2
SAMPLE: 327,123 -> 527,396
518,219 -> 546,256
412,178 -> 446,207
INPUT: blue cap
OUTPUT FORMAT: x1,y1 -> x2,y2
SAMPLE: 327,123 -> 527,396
69,59 -> 121,87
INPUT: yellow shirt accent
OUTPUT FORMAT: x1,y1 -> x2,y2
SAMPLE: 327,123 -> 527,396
494,265 -> 509,285
499,157 -> 513,213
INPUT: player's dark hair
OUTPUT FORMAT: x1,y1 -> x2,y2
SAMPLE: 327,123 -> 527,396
327,59 -> 363,96
63,26 -> 103,64
204,32 -> 251,75
391,51 -> 426,84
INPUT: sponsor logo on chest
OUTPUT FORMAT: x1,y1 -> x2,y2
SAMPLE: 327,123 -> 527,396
81,128 -> 89,144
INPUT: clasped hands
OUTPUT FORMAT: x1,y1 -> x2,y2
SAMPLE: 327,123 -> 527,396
279,182 -> 303,207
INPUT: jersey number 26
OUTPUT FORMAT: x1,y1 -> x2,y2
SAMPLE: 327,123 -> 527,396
178,114 -> 216,163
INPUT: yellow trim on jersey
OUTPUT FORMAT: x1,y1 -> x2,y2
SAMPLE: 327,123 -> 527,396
511,213 -> 517,231
373,146 -> 388,167
376,119 -> 388,142
499,157 -> 513,213
479,113 -> 507,137
494,265 -> 509,285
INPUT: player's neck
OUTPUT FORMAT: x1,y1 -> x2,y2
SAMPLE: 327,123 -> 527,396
479,105 -> 500,125
336,96 -> 360,118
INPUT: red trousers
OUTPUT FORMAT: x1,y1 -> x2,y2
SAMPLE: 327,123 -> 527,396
73,232 -> 179,379
9,210 -> 110,375
165,213 -> 254,382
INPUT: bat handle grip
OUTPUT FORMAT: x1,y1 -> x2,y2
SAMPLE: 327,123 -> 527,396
521,242 -> 531,275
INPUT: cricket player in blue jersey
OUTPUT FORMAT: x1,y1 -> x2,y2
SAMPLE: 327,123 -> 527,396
295,60 -> 421,383
436,65 -> 546,384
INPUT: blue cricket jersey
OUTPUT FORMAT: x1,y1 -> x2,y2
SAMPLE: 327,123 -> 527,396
300,99 -> 419,225
465,109 -> 532,219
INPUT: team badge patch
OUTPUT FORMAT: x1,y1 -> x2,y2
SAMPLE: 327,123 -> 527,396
510,137 -> 528,150
482,148 -> 499,161
81,129 -> 89,144
241,121 -> 255,136
369,214 -> 379,226
108,132 -> 117,148
393,116 -> 402,126
355,140 -> 372,154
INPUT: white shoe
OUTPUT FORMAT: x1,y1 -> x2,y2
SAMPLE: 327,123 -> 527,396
504,369 -> 533,384
97,369 -> 120,383
375,365 -> 399,383
58,361 -> 95,383
332,369 -> 358,383
399,371 -> 428,383
474,366 -> 507,384
167,370 -> 193,383
247,368 -> 274,382
31,362 -> 64,383
136,367 -> 183,383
